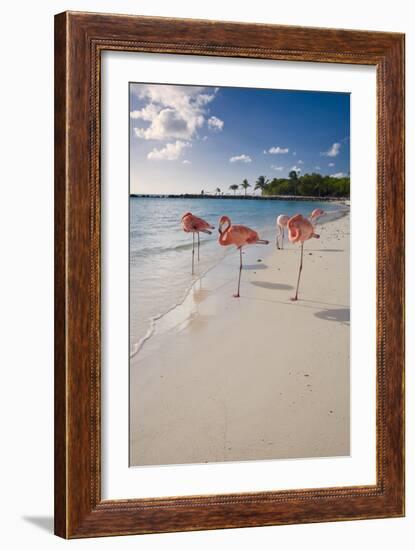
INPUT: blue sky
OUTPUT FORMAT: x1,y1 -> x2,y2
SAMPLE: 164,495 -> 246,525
129,83 -> 350,195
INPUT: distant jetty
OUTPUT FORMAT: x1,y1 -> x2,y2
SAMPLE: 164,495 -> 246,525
130,193 -> 349,202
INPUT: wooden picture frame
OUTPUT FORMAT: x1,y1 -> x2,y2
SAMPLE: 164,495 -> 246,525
54,11 -> 405,538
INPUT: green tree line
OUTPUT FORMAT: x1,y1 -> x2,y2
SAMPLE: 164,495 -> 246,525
228,172 -> 350,198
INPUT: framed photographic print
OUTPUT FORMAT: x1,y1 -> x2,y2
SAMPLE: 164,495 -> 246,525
54,11 -> 405,538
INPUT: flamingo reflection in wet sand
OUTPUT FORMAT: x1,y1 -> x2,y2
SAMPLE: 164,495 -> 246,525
287,214 -> 320,301
276,214 -> 290,249
181,212 -> 214,274
218,215 -> 269,298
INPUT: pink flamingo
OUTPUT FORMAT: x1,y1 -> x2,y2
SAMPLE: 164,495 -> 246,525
276,214 -> 290,249
218,215 -> 269,297
181,212 -> 214,274
310,208 -> 326,222
287,214 -> 320,301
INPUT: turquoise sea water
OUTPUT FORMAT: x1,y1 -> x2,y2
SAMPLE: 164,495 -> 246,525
129,197 -> 345,355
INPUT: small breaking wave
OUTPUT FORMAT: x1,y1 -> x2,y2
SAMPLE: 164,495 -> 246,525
130,238 -> 215,259
129,254 -> 228,358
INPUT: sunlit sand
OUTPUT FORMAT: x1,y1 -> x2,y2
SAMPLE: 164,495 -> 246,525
130,212 -> 350,466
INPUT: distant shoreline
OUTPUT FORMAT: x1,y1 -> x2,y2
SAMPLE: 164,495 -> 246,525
130,194 -> 349,202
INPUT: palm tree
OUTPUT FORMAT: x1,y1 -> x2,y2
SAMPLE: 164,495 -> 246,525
240,179 -> 251,196
229,184 -> 239,195
216,187 -> 221,195
254,175 -> 270,195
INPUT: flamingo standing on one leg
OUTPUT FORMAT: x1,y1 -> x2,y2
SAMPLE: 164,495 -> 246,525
276,214 -> 290,249
310,208 -> 326,222
287,214 -> 320,301
181,212 -> 214,274
218,215 -> 269,297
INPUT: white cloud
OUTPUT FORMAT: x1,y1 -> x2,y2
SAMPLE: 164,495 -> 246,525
182,159 -> 191,165
147,141 -> 191,161
267,146 -> 289,154
207,116 -> 224,132
133,107 -> 203,140
292,151 -> 297,156
271,165 -> 284,171
290,165 -> 302,174
328,162 -> 335,167
331,172 -> 348,178
131,84 -> 218,141
130,103 -> 159,121
298,160 -> 304,164
314,165 -> 321,170
322,142 -> 341,157
230,154 -> 252,163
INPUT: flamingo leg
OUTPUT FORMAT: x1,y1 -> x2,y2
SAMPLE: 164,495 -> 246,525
192,232 -> 195,275
276,226 -> 280,249
281,228 -> 284,250
197,232 -> 200,261
234,247 -> 243,298
291,242 -> 304,301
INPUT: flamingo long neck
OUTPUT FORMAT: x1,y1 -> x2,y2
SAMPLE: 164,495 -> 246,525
218,217 -> 231,245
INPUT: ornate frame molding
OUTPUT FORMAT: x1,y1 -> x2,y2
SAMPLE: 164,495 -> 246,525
55,11 -> 405,538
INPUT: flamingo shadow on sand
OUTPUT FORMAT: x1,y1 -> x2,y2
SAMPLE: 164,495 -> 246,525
242,263 -> 268,270
314,307 -> 350,325
307,248 -> 343,253
251,281 -> 293,291
300,298 -> 349,308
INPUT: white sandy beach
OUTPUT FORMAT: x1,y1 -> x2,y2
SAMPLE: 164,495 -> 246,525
130,212 -> 350,466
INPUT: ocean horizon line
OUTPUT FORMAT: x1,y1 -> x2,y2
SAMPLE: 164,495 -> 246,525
130,193 -> 349,202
